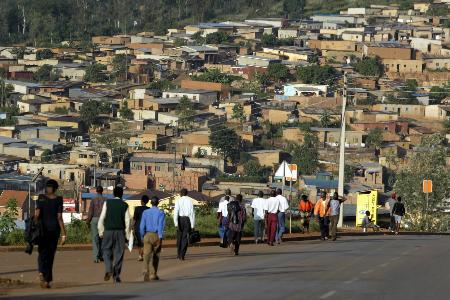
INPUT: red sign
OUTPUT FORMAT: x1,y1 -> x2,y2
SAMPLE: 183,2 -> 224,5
63,198 -> 76,212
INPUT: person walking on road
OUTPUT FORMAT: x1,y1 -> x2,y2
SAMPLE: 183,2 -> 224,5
35,179 -> 66,289
87,186 -> 105,263
386,193 -> 397,232
227,194 -> 247,255
251,191 -> 266,244
328,192 -> 346,241
133,195 -> 150,261
98,186 -> 131,283
174,188 -> 195,260
140,196 -> 165,282
298,195 -> 313,234
264,190 -> 280,246
314,191 -> 330,241
217,195 -> 229,246
275,189 -> 289,244
392,197 -> 405,235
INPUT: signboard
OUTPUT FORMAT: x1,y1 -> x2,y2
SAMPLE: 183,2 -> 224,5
355,190 -> 378,227
423,180 -> 433,193
63,198 -> 76,212
274,161 -> 297,181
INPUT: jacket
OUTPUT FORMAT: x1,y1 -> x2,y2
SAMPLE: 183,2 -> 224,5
314,199 -> 330,217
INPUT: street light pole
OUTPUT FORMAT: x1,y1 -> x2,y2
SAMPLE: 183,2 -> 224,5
337,72 -> 347,228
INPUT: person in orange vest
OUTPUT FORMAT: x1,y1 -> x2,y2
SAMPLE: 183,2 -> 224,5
298,195 -> 313,234
314,191 -> 330,241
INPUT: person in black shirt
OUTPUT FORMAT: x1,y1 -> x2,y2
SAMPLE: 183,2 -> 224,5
133,195 -> 150,261
35,179 -> 66,289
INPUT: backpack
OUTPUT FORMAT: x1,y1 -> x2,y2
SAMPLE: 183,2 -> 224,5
227,201 -> 241,225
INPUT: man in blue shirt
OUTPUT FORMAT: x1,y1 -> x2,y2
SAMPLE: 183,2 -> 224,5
140,196 -> 166,282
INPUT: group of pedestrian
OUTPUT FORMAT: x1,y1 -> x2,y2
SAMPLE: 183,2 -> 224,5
32,180 -> 405,289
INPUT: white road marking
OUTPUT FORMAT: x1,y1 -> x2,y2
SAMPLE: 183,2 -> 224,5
320,290 -> 336,299
380,262 -> 389,268
391,257 -> 400,261
361,269 -> 374,274
344,277 -> 358,284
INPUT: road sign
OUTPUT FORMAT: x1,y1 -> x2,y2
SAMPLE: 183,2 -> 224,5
274,161 -> 294,180
423,180 -> 433,193
285,164 -> 298,182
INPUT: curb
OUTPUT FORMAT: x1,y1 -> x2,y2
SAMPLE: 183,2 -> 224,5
1,231 -> 448,252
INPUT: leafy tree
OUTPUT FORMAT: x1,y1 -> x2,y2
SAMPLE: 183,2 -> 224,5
119,101 -> 134,120
319,111 -> 332,128
205,32 -> 231,44
394,134 -> 450,231
430,83 -> 450,102
366,128 -> 383,149
176,96 -> 196,129
192,32 -> 205,44
387,79 -> 419,104
261,34 -> 278,47
209,124 -> 240,163
255,72 -> 270,86
231,103 -> 246,124
147,80 -> 175,91
34,64 -> 58,82
242,159 -> 272,180
80,100 -> 103,128
12,47 -> 25,59
352,57 -> 383,77
112,54 -> 127,80
54,107 -> 69,114
191,69 -> 236,84
283,0 -> 306,18
173,38 -> 187,47
41,149 -> 53,162
344,164 -> 356,183
296,65 -> 338,85
0,198 -> 18,235
0,81 -> 14,106
0,68 -> 6,79
36,48 -> 53,60
265,122 -> 282,146
291,132 -> 319,175
443,119 -> 450,134
268,63 -> 289,82
84,64 -> 107,82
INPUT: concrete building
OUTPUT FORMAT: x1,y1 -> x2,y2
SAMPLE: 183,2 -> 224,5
162,89 -> 218,106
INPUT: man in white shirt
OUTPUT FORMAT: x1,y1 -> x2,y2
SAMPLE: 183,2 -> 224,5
275,189 -> 289,244
328,192 -> 346,241
251,191 -> 266,244
173,188 -> 195,260
217,195 -> 229,245
98,186 -> 131,283
219,189 -> 234,203
264,190 -> 280,246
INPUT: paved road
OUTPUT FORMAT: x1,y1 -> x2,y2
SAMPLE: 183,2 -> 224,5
2,235 -> 449,300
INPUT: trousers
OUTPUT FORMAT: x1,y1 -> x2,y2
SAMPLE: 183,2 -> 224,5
266,213 -> 278,245
253,219 -> 264,241
90,217 -> 102,261
329,215 -> 339,239
227,230 -> 242,255
219,217 -> 228,240
276,212 -> 286,242
102,230 -> 126,279
176,217 -> 191,259
38,230 -> 60,283
318,216 -> 330,239
143,232 -> 161,276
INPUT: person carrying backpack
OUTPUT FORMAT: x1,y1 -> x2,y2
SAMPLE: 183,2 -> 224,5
227,194 -> 246,256
392,197 -> 405,235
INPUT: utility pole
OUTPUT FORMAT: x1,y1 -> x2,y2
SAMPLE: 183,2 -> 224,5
337,72 -> 347,228
172,124 -> 178,192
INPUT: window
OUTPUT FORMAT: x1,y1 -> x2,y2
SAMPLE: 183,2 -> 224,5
155,166 -> 161,171
79,154 -> 87,158
193,96 -> 197,101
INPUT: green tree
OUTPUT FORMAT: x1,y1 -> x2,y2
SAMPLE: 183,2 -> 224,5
36,48 -> 53,60
443,119 -> 450,134
394,134 -> 450,231
41,149 -> 53,162
0,67 -> 6,79
54,107 -> 69,114
352,57 -> 383,77
319,111 -> 332,128
34,64 -> 58,82
0,198 -> 18,235
119,101 -> 134,120
231,103 -> 246,124
267,63 -> 289,82
12,47 -> 25,59
205,32 -> 231,44
84,64 -> 107,82
282,0 -> 306,18
191,69 -> 235,84
112,54 -> 127,80
80,100 -> 102,129
176,96 -> 196,129
242,159 -> 272,180
430,83 -> 450,102
366,128 -> 384,149
173,38 -> 187,47
344,164 -> 356,183
297,65 -> 338,85
209,124 -> 240,163
0,81 -> 14,106
147,80 -> 175,91
291,132 -> 319,175
261,34 -> 278,47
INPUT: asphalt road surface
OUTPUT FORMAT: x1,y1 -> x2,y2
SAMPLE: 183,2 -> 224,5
2,235 -> 450,300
